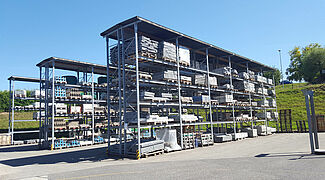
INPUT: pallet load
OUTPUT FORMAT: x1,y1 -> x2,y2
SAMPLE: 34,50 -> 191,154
49,103 -> 67,115
66,89 -> 81,99
242,128 -> 258,137
247,70 -> 255,81
196,133 -> 213,146
215,94 -> 233,104
212,67 -> 231,76
109,46 -> 122,65
232,69 -> 239,77
268,99 -> 276,107
209,76 -> 218,87
31,90 -> 45,98
49,119 -> 66,130
32,102 -> 45,109
214,133 -> 232,143
233,81 -> 255,92
131,73 -> 152,80
193,95 -> 210,104
67,121 -> 79,129
220,84 -> 234,90
51,76 -> 67,84
81,94 -> 92,100
180,75 -> 192,85
156,128 -> 182,152
127,35 -> 159,58
157,92 -> 173,100
181,96 -> 193,103
33,111 -> 45,120
255,125 -> 267,136
239,72 -> 250,80
94,106 -> 106,114
179,46 -> 190,66
180,114 -> 198,122
49,86 -> 66,98
0,134 -> 11,146
267,78 -> 273,85
153,70 -> 177,82
271,111 -> 278,119
232,132 -> 248,140
82,104 -> 93,114
182,133 -> 195,149
158,41 -> 176,62
256,112 -> 271,119
129,139 -> 165,157
140,91 -> 155,102
194,74 -> 207,86
69,105 -> 81,114
251,102 -> 258,106
258,99 -> 269,107
255,75 -> 267,84
15,90 -> 26,98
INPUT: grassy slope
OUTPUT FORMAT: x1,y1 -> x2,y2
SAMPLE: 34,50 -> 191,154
0,111 -> 38,131
276,83 -> 325,123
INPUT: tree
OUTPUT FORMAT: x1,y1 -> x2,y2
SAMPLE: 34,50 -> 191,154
264,68 -> 281,85
286,43 -> 323,83
301,48 -> 325,84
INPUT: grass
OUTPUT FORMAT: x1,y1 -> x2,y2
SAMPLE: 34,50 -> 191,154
0,111 -> 39,131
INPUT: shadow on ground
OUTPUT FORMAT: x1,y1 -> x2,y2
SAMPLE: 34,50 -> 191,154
0,146 -> 130,167
255,152 -> 325,160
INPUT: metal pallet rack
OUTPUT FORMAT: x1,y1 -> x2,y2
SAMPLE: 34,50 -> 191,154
101,16 -> 278,158
8,76 -> 44,144
36,57 -> 110,149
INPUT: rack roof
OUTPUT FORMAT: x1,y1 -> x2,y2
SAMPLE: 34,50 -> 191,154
100,16 -> 275,72
8,76 -> 44,83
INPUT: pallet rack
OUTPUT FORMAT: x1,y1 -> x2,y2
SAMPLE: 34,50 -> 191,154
8,76 -> 44,144
101,16 -> 278,157
36,57 -> 110,149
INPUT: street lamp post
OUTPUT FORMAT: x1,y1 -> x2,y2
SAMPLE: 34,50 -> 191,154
278,49 -> 284,88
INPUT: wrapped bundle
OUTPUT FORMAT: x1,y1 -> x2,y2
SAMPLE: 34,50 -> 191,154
181,97 -> 193,103
194,74 -> 207,86
267,78 -> 273,85
239,72 -> 250,80
255,75 -> 267,83
212,67 -> 231,76
215,94 -> 233,103
209,76 -> 218,86
179,46 -> 190,66
153,70 -> 177,81
220,84 -> 234,90
158,41 -> 176,61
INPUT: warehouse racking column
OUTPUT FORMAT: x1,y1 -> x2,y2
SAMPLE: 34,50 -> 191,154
121,28 -> 127,156
228,56 -> 236,137
117,30 -> 122,155
176,37 -> 183,149
51,60 -> 55,150
260,69 -> 267,134
134,23 -> 141,154
10,80 -> 14,144
106,37 -> 111,150
273,75 -> 279,131
206,48 -> 214,141
39,67 -> 42,146
246,62 -> 254,129
91,66 -> 95,144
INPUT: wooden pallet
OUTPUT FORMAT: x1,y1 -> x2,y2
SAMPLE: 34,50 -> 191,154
180,61 -> 190,67
210,85 -> 218,89
162,57 -> 177,63
142,150 -> 164,158
163,78 -> 177,83
181,81 -> 191,85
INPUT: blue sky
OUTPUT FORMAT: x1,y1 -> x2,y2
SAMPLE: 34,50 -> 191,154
0,0 -> 324,90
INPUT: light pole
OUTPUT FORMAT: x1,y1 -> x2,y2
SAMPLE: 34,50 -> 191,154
278,49 -> 284,88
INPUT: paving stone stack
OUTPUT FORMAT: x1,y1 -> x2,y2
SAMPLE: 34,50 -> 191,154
158,41 -> 176,61
127,35 -> 158,57
194,74 -> 207,86
255,75 -> 267,84
153,70 -> 177,81
233,81 -> 255,92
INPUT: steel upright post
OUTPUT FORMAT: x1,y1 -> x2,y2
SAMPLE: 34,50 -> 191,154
106,37 -> 111,151
302,90 -> 315,154
8,79 -> 11,142
228,56 -> 236,137
117,30 -> 122,155
91,66 -> 95,144
134,23 -> 141,155
309,91 -> 319,149
206,48 -> 214,141
246,63 -> 253,129
176,38 -> 183,148
273,75 -> 279,132
121,28 -> 127,156
11,80 -> 15,144
51,60 -> 55,150
261,69 -> 267,134
39,67 -> 42,146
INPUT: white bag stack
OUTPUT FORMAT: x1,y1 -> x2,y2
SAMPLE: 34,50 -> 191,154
267,78 -> 273,85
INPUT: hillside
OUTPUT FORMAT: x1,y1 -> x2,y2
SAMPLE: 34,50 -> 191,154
275,83 -> 325,123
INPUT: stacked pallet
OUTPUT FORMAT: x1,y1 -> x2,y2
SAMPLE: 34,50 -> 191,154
256,87 -> 268,95
215,94 -> 233,104
256,112 -> 271,119
131,73 -> 152,80
82,104 -> 94,114
127,35 -> 159,58
153,70 -> 177,82
181,114 -> 198,122
272,112 -> 278,119
140,91 -> 155,101
67,121 -> 79,129
214,133 -> 232,143
193,95 -> 210,104
49,86 -> 66,98
238,72 -> 250,80
251,102 -> 258,106
267,78 -> 273,85
157,92 -> 173,100
158,41 -> 176,62
0,134 -> 11,146
182,133 -> 195,149
179,46 -> 190,66
212,67 -> 231,76
196,133 -> 213,146
194,74 -> 207,86
219,84 -> 234,90
258,99 -> 269,107
94,106 -> 106,114
255,75 -> 267,84
209,76 -> 218,87
66,88 -> 82,99
49,103 -> 67,115
181,96 -> 193,103
49,119 -> 66,129
233,81 -> 255,92
242,128 -> 258,137
69,105 -> 81,114
232,69 -> 239,77
181,75 -> 191,85
247,70 -> 255,80
15,90 -> 27,98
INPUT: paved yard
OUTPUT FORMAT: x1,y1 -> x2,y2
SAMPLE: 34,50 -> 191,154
0,133 -> 325,179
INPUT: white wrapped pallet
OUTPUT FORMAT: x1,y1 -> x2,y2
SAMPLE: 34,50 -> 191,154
83,104 -> 98,114
267,78 -> 273,85
158,41 -> 176,61
255,75 -> 267,83
256,112 -> 271,119
220,84 -> 234,90
31,90 -> 45,98
238,72 -> 249,80
251,102 -> 258,106
179,46 -> 190,66
209,76 -> 218,86
248,70 -> 255,80
32,102 -> 45,109
70,105 -> 81,114
215,94 -> 233,103
194,74 -> 207,86
156,129 -> 181,152
256,87 -> 262,94
263,88 -> 268,95
233,81 -> 254,92
15,90 -> 26,98
153,70 -> 177,81
212,67 -> 231,76
181,97 -> 193,103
